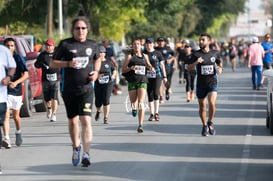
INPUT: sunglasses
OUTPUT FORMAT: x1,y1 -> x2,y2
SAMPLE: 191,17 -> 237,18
74,27 -> 87,30
185,46 -> 191,48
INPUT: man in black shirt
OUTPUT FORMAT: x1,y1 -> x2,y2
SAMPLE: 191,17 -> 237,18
35,39 -> 59,122
50,16 -> 101,167
188,33 -> 223,137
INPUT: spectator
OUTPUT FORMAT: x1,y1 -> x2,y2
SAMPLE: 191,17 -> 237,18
248,37 -> 265,90
261,34 -> 273,86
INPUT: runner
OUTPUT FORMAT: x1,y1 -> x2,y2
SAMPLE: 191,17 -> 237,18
179,42 -> 196,102
188,33 -> 223,136
122,38 -> 155,133
35,39 -> 60,122
143,37 -> 167,122
94,46 -> 116,124
261,33 -> 273,87
155,37 -> 176,102
2,38 -> 29,148
50,16 -> 101,167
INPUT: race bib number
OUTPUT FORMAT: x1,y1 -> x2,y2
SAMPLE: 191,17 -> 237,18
201,65 -> 214,75
147,70 -> 156,78
98,75 -> 110,84
73,57 -> 89,69
134,65 -> 146,75
46,73 -> 57,81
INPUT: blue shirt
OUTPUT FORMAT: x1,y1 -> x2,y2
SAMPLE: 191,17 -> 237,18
261,41 -> 272,64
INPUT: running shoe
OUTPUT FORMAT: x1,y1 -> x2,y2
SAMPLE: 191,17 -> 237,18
72,146 -> 81,166
207,121 -> 216,135
95,111 -> 100,121
15,132 -> 23,146
50,114 -> 56,122
137,125 -> 143,133
2,138 -> 11,149
201,125 -> 208,137
154,113 -> 160,121
165,91 -> 170,100
148,114 -> 155,121
132,109 -> 138,117
81,152 -> 91,167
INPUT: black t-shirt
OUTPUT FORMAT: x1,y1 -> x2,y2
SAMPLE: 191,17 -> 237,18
143,49 -> 164,78
8,53 -> 28,96
53,38 -> 99,94
155,46 -> 175,74
35,51 -> 60,82
192,49 -> 221,88
95,60 -> 115,86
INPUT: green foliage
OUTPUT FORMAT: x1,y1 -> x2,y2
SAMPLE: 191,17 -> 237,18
0,0 -> 247,43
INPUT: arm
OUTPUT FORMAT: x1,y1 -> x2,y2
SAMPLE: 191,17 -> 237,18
111,56 -> 118,68
188,57 -> 203,71
122,54 -> 133,73
144,54 -> 155,72
9,71 -> 29,89
2,68 -> 16,86
89,57 -> 101,82
159,61 -> 168,83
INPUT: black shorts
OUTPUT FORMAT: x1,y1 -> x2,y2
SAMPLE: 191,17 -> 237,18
0,102 -> 7,126
62,88 -> 93,119
196,86 -> 217,99
42,81 -> 59,102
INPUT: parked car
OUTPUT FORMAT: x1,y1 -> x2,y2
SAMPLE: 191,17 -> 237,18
0,35 -> 46,117
263,69 -> 273,134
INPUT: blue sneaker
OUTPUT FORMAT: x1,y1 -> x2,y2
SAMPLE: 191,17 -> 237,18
72,146 -> 81,166
132,109 -> 138,117
81,152 -> 91,167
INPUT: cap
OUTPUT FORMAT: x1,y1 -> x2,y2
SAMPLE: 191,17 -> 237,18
45,39 -> 55,46
157,37 -> 165,42
146,37 -> 154,43
252,36 -> 259,43
99,46 -> 106,53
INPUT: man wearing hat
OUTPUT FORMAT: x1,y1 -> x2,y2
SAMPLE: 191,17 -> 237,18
248,36 -> 265,90
35,39 -> 60,122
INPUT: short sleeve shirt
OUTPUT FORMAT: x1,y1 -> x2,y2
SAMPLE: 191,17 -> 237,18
192,49 -> 221,88
53,38 -> 100,94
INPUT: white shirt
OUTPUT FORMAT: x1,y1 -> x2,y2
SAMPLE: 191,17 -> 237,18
0,45 -> 16,103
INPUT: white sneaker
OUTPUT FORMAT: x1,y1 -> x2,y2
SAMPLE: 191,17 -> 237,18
2,138 -> 11,149
50,114 -> 56,122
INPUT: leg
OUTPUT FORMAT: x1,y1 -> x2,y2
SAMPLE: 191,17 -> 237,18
79,115 -> 92,153
69,116 -> 80,148
13,109 -> 23,146
137,88 -> 147,127
198,97 -> 207,126
207,91 -> 217,122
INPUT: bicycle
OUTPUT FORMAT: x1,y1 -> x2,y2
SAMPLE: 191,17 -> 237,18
124,95 -> 149,113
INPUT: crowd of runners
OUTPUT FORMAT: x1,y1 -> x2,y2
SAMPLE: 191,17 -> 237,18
1,15 -> 272,169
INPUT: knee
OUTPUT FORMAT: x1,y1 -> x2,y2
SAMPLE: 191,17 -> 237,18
138,102 -> 145,110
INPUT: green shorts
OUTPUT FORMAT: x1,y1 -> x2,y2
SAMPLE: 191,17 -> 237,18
128,82 -> 147,91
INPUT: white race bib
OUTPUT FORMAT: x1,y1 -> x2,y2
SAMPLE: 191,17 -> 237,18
147,70 -> 156,78
201,65 -> 214,75
134,65 -> 146,75
46,73 -> 57,81
73,57 -> 89,69
98,75 -> 110,84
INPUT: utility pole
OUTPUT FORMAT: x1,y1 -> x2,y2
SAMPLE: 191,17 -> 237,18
58,0 -> 63,37
47,0 -> 53,39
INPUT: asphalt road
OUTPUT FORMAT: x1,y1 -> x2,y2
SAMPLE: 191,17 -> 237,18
0,65 -> 273,181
